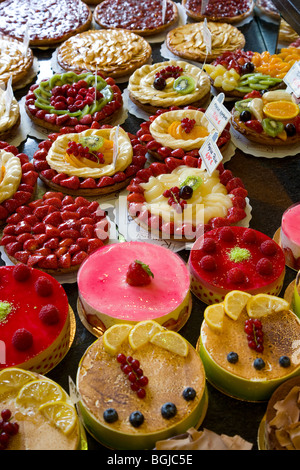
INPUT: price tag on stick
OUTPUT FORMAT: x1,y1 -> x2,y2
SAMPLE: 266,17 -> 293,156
199,130 -> 223,175
204,93 -> 231,134
283,61 -> 300,99
112,125 -> 120,168
162,0 -> 167,23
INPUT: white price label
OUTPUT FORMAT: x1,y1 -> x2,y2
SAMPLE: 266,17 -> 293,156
162,0 -> 167,23
202,18 -> 212,55
204,93 -> 231,134
199,131 -> 223,175
284,62 -> 300,99
4,76 -> 13,116
113,125 -> 120,168
201,0 -> 209,15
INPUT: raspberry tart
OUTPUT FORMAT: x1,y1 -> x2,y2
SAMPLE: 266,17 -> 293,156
0,0 -> 92,47
0,142 -> 38,227
166,22 -> 245,63
0,88 -> 20,140
0,265 -> 71,374
128,61 -> 211,114
198,293 -> 300,401
127,160 -> 249,241
136,108 -> 231,161
189,226 -> 286,305
182,0 -> 254,24
94,0 -> 179,36
25,71 -> 123,132
0,191 -> 109,274
77,241 -> 192,333
280,203 -> 300,271
33,127 -> 147,196
0,35 -> 34,88
255,0 -> 279,19
0,368 -> 83,449
76,321 -> 207,450
231,90 -> 300,146
57,29 -> 152,79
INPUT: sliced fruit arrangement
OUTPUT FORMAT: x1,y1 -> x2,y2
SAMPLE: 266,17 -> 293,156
136,106 -> 231,161
25,71 -> 123,132
0,191 -> 109,273
33,126 -> 147,195
251,48 -> 300,79
231,89 -> 300,145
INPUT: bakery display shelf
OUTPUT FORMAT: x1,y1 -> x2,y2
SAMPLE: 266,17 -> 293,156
2,1 -> 299,452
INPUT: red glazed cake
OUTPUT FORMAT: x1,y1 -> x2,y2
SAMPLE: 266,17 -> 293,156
0,191 -> 109,274
0,265 -> 70,374
188,226 -> 286,304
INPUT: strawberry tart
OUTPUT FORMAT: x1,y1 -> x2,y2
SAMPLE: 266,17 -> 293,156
0,265 -> 71,375
189,226 -> 286,305
33,127 -> 147,196
77,241 -> 192,333
25,71 -> 123,132
76,321 -> 207,449
0,142 -> 38,226
280,202 -> 300,271
0,191 -> 109,274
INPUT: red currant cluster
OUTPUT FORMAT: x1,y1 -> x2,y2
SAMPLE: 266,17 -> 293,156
0,409 -> 19,450
155,65 -> 183,80
181,118 -> 196,134
66,141 -> 105,164
163,186 -> 187,213
244,318 -> 264,353
50,80 -> 103,113
117,353 -> 149,399
213,49 -> 254,74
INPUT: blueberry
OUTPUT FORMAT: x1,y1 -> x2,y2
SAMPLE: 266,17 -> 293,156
285,123 -> 296,137
129,411 -> 144,428
161,402 -> 177,419
279,356 -> 291,368
227,351 -> 239,364
103,408 -> 118,423
240,110 -> 252,122
182,387 -> 196,401
253,358 -> 265,370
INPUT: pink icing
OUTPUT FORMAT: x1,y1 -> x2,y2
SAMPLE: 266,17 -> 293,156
77,242 -> 190,321
282,203 -> 300,246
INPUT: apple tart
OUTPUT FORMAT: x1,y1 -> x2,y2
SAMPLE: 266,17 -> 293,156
166,22 -> 246,63
182,0 -> 254,24
57,29 -> 152,79
0,35 -> 33,88
128,60 -> 211,113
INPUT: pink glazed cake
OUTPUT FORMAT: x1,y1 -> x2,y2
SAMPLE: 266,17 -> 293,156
280,203 -> 300,270
77,242 -> 191,332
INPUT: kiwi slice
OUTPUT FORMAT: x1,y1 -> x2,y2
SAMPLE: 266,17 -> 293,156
180,175 -> 202,190
234,98 -> 252,113
79,135 -> 104,151
173,76 -> 195,95
262,118 -> 284,137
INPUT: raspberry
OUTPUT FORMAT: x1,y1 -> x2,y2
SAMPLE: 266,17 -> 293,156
35,277 -> 53,297
260,240 -> 277,256
201,238 -> 217,253
200,255 -> 216,271
39,304 -> 60,325
227,267 -> 246,284
242,228 -> 257,244
256,258 -> 273,276
12,328 -> 33,351
12,263 -> 31,282
218,226 -> 235,242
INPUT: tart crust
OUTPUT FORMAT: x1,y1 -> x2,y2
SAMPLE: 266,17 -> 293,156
182,0 -> 254,24
0,35 -> 33,87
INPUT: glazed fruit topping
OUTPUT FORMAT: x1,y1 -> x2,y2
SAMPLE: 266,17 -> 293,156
163,186 -> 188,213
213,49 -> 254,75
117,354 -> 148,398
181,118 -> 196,134
66,141 -> 105,164
11,328 -> 33,351
155,66 -> 183,81
39,304 -> 60,325
244,318 -> 264,353
126,260 -> 154,287
0,409 -> 19,450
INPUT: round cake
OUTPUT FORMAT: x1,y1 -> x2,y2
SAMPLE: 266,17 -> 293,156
77,241 -> 191,332
198,293 -> 300,401
76,321 -> 207,450
280,202 -> 300,270
0,368 -> 82,450
189,226 -> 286,305
0,265 -> 70,374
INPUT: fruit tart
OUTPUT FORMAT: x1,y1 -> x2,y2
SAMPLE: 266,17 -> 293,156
0,88 -> 20,140
77,241 -> 192,333
231,90 -> 300,146
0,368 -> 82,449
94,0 -> 179,36
0,0 -> 92,47
0,191 -> 109,274
166,22 -> 245,63
198,293 -> 300,401
76,321 -> 207,450
128,60 -> 211,114
0,143 -> 38,226
33,126 -> 147,196
25,71 -> 123,132
57,29 -> 152,79
127,159 -> 249,241
255,0 -> 279,19
251,48 -> 300,80
0,35 -> 33,88
188,226 -> 286,305
0,265 -> 71,374
136,107 -> 231,161
182,0 -> 254,24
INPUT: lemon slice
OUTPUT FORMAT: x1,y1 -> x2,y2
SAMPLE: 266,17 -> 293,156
224,291 -> 252,320
150,330 -> 189,357
128,320 -> 164,350
204,303 -> 225,332
102,323 -> 132,355
39,401 -> 78,435
16,379 -> 65,407
246,294 -> 289,318
0,368 -> 36,397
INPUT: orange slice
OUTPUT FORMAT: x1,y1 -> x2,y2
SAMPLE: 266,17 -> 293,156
263,100 -> 299,120
168,121 -> 209,140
